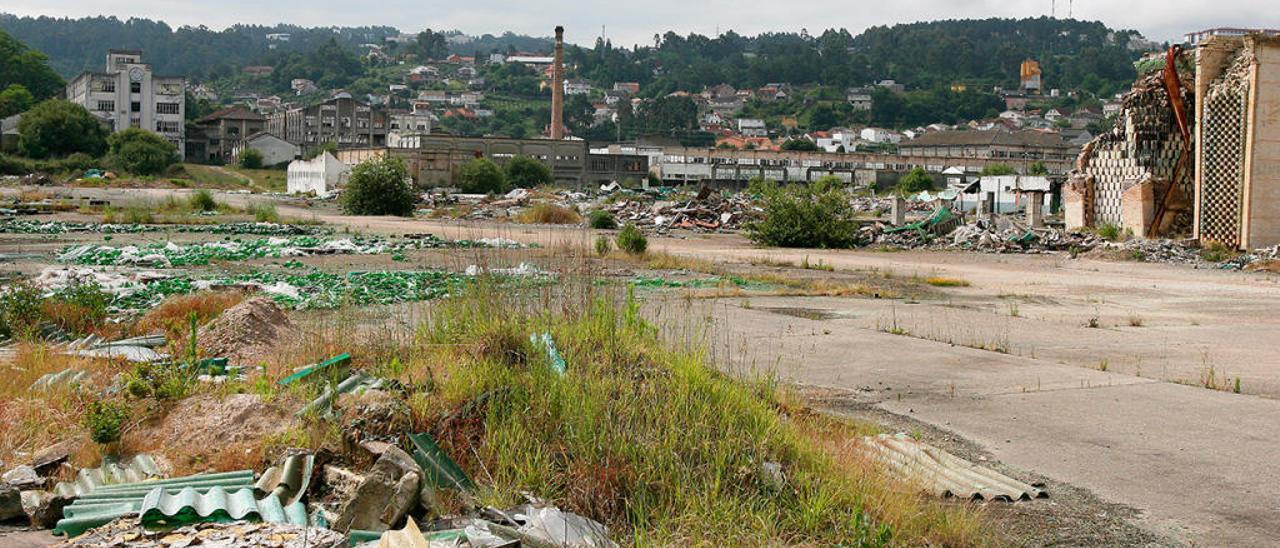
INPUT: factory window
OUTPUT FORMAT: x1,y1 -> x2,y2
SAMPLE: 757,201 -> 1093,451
131,102 -> 141,112
130,82 -> 141,94
96,100 -> 115,112
155,102 -> 180,115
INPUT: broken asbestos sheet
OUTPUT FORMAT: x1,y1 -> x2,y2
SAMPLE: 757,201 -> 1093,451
861,433 -> 1047,501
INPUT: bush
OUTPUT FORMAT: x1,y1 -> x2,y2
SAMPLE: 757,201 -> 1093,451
123,360 -> 195,401
342,155 -> 416,216
457,157 -> 509,194
595,235 -> 612,256
1096,223 -> 1123,242
981,163 -> 1017,176
745,179 -> 861,248
896,167 -> 933,193
616,223 -> 648,255
107,128 -> 177,175
84,400 -> 129,444
588,210 -> 617,229
240,148 -> 264,169
515,202 -> 581,224
190,189 -> 218,212
504,155 -> 552,188
17,99 -> 109,159
0,283 -> 43,338
250,202 -> 280,223
43,281 -> 110,335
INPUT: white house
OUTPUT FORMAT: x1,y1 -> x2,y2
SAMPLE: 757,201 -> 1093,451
235,132 -> 299,167
859,127 -> 902,144
737,118 -> 767,137
564,79 -> 593,95
287,152 -> 351,197
817,129 -> 859,152
959,175 -> 1051,214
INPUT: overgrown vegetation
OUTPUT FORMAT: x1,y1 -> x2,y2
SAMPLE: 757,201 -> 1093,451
239,148 -> 264,169
107,128 -> 178,175
0,280 -> 110,338
616,223 -> 648,255
588,210 -> 617,229
84,399 -> 129,444
745,177 -> 860,249
503,155 -> 552,188
341,155 -> 416,216
458,157 -> 509,194
896,167 -> 934,193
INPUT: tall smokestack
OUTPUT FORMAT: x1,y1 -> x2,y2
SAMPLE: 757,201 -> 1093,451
550,25 -> 565,140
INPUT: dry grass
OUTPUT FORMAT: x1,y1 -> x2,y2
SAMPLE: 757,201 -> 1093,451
641,250 -> 720,273
925,277 -> 971,288
514,202 -> 582,225
134,291 -> 248,341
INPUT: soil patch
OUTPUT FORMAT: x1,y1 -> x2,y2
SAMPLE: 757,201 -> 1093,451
198,297 -> 294,364
127,393 -> 295,474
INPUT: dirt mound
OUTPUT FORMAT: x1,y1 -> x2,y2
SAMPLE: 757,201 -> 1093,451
128,393 -> 293,474
198,297 -> 293,363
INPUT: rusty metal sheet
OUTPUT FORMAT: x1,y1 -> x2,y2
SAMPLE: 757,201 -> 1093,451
862,433 -> 1047,501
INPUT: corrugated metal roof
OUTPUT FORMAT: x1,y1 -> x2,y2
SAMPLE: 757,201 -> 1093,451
53,470 -> 255,537
31,368 -> 90,391
139,486 -> 307,527
255,453 -> 314,506
862,434 -> 1048,502
53,454 -> 164,497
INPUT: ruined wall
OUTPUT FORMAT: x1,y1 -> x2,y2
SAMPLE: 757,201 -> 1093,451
1195,36 -> 1280,249
1070,71 -> 1193,236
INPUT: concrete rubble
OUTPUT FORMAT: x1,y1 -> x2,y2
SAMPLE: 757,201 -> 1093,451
54,518 -> 346,547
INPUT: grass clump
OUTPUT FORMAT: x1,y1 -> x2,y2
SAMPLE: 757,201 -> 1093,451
515,202 -> 582,225
616,223 -> 648,255
594,235 -> 612,257
189,189 -> 218,212
588,210 -> 617,229
397,284 -> 983,545
924,277 -> 970,288
1200,241 -> 1239,263
1095,223 -> 1124,242
250,202 -> 281,223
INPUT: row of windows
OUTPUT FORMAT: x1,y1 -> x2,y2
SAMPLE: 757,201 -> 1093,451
156,102 -> 180,115
156,120 -> 181,134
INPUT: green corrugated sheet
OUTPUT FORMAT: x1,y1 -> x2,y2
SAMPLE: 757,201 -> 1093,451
279,353 -> 351,386
407,432 -> 474,492
53,454 -> 163,497
139,485 -> 307,528
53,470 -> 255,537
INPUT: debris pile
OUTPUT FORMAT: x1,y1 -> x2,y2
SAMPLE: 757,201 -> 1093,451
56,518 -> 346,548
603,188 -> 760,232
0,219 -> 331,236
197,297 -> 294,363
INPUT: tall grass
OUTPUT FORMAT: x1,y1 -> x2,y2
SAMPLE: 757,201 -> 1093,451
514,202 -> 582,225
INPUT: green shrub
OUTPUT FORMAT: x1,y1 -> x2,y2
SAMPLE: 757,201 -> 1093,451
17,99 -> 109,159
896,167 -> 933,193
107,128 -> 177,175
0,283 -> 43,338
504,155 -> 552,188
745,179 -> 861,248
588,210 -> 617,229
617,223 -> 648,255
240,148 -> 264,169
595,235 -> 612,256
251,202 -> 280,223
980,164 -> 1017,176
190,189 -> 218,212
51,281 -> 110,334
341,155 -> 416,216
84,400 -> 129,444
457,157 -> 509,194
1096,223 -> 1123,242
123,361 -> 194,401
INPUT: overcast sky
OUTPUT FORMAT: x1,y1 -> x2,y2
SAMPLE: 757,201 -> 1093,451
3,0 -> 1274,46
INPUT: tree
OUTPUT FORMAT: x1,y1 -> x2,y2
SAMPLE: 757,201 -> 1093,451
342,155 -> 416,216
0,30 -> 64,101
980,164 -> 1017,176
0,84 -> 35,118
1028,161 -> 1049,176
780,139 -> 818,151
457,157 -> 509,194
108,128 -> 177,175
17,99 -> 108,159
896,167 -> 934,193
240,148 -> 264,169
745,179 -> 860,248
305,142 -> 338,160
504,155 -> 552,188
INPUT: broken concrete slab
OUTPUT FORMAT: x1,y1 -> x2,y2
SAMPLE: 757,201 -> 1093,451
0,485 -> 23,522
2,466 -> 41,490
332,445 -> 422,533
19,491 -> 70,529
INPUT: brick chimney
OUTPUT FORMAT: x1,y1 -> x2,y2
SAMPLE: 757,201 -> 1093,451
550,25 -> 565,140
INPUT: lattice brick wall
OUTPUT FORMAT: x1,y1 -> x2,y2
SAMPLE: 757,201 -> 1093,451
1198,82 -> 1248,247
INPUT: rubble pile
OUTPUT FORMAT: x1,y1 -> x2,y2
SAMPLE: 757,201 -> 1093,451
55,518 -> 346,547
603,188 -> 760,232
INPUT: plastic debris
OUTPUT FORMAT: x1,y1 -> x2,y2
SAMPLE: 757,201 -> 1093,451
530,332 -> 567,375
512,504 -> 618,548
280,353 -> 351,386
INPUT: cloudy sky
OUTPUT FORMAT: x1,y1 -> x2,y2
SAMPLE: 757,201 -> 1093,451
3,0 -> 1274,46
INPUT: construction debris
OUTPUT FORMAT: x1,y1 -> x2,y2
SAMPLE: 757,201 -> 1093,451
333,444 -> 422,533
862,433 -> 1047,502
54,517 -> 345,547
52,470 -> 257,537
64,334 -> 167,363
52,455 -> 164,498
0,219 -> 331,236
